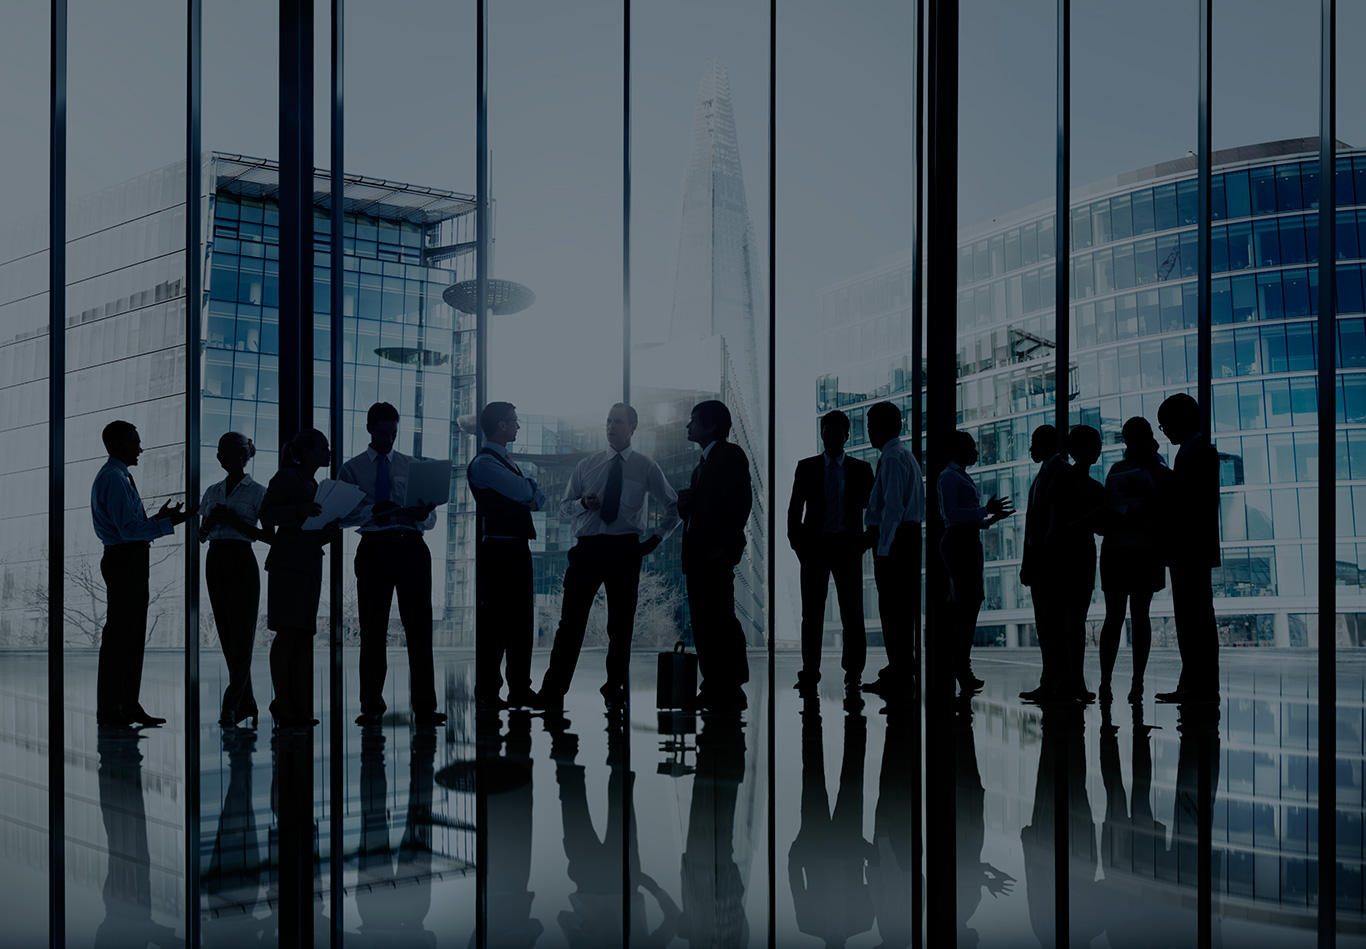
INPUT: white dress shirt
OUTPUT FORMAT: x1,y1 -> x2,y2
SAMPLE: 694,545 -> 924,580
91,458 -> 174,546
200,475 -> 268,541
938,461 -> 989,527
339,446 -> 439,533
864,436 -> 926,557
558,445 -> 681,540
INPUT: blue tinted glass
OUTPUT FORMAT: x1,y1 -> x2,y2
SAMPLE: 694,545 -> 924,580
1227,222 -> 1253,270
1156,233 -> 1180,280
1139,340 -> 1162,387
1213,382 -> 1238,431
1287,324 -> 1315,371
1118,343 -> 1140,390
1178,178 -> 1199,225
1276,164 -> 1304,212
1039,217 -> 1056,261
1095,298 -> 1116,343
1253,219 -> 1280,267
1242,436 -> 1269,483
1291,375 -> 1318,423
1076,302 -> 1097,348
210,254 -> 240,301
1337,158 -> 1356,206
1111,194 -> 1133,240
1338,264 -> 1365,316
1072,206 -> 1092,250
1163,336 -> 1187,384
1350,429 -> 1366,478
1183,281 -> 1199,328
1300,160 -> 1320,211
1262,324 -> 1288,373
1022,222 -> 1038,266
1344,377 -> 1366,423
1269,433 -> 1296,482
1005,229 -> 1021,271
1279,216 -> 1308,264
1283,269 -> 1312,317
1211,225 -> 1230,272
1212,277 -> 1233,325
1153,183 -> 1178,231
1116,295 -> 1139,339
1341,318 -> 1366,368
1266,378 -> 1292,426
1133,238 -> 1158,286
1213,331 -> 1235,377
1305,216 -> 1320,264
1250,167 -> 1278,214
1232,275 -> 1258,322
1137,289 -> 1161,336
1257,273 -> 1285,321
1239,380 -> 1266,428
1159,284 -> 1183,331
1338,210 -> 1361,260
1211,174 -> 1227,221
1132,189 -> 1156,235
1224,170 -> 1251,219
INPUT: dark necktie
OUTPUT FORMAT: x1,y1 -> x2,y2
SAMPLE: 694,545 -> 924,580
823,459 -> 840,532
601,454 -> 624,525
127,471 -> 146,520
376,453 -> 391,504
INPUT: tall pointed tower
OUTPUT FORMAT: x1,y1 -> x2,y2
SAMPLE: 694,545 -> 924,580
669,60 -> 765,429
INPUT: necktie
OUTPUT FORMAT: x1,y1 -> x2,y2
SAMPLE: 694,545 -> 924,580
601,454 -> 624,525
823,459 -> 840,532
376,454 -> 391,504
128,471 -> 146,520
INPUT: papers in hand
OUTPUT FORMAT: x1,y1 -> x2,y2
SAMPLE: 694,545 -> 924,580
404,459 -> 452,507
302,479 -> 366,530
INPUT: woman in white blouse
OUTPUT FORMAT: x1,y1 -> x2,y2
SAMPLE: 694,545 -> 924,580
199,432 -> 273,727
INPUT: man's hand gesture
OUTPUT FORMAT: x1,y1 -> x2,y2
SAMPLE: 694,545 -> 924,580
985,494 -> 1015,525
581,492 -> 602,512
156,499 -> 191,526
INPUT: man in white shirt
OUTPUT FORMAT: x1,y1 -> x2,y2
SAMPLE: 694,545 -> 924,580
861,402 -> 925,700
536,403 -> 680,709
90,420 -> 191,727
340,402 -> 445,726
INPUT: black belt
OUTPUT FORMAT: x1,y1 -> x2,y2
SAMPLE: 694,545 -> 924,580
359,529 -> 424,540
208,538 -> 253,547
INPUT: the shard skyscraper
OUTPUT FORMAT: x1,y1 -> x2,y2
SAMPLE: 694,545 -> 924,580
635,60 -> 767,645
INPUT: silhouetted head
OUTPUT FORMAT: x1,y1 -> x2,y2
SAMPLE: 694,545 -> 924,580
284,428 -> 329,471
606,402 -> 637,452
1121,416 -> 1160,459
866,401 -> 903,451
949,430 -> 979,468
216,432 -> 255,474
1157,393 -> 1200,445
480,401 -> 519,446
1029,425 -> 1059,464
687,400 -> 731,446
1068,425 -> 1102,469
366,401 -> 400,455
820,410 -> 851,456
102,420 -> 141,466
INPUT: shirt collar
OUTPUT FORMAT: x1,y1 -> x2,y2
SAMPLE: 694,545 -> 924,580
106,456 -> 131,476
366,445 -> 397,463
946,460 -> 965,472
701,440 -> 718,460
608,445 -> 634,464
823,451 -> 845,467
481,440 -> 511,460
880,436 -> 902,454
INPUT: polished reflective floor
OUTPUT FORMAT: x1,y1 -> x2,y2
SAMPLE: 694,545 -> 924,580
2,647 -> 1365,946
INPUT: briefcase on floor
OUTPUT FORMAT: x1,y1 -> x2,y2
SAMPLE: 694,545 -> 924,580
657,641 -> 698,710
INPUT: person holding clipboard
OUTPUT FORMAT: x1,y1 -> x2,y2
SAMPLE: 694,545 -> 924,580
340,402 -> 448,726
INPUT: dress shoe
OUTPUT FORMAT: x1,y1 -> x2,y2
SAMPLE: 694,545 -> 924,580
1018,686 -> 1053,702
1181,690 -> 1220,704
1127,683 -> 1144,704
1097,682 -> 1113,702
354,712 -> 383,726
1154,689 -> 1187,703
533,692 -> 566,711
506,690 -> 539,708
413,710 -> 448,726
97,717 -> 134,729
129,708 -> 166,727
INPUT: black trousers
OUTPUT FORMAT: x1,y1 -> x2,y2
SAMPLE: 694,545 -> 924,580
1171,561 -> 1219,694
942,526 -> 984,680
685,562 -> 750,702
206,541 -> 260,720
98,543 -> 151,722
797,533 -> 866,684
872,525 -> 919,684
355,531 -> 437,714
1028,581 -> 1064,690
541,534 -> 643,699
477,538 -> 534,699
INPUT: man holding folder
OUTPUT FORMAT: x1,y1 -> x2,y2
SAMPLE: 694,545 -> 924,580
341,402 -> 446,726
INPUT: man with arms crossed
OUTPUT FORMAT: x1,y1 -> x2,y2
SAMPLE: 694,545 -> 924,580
535,403 -> 680,710
341,401 -> 446,726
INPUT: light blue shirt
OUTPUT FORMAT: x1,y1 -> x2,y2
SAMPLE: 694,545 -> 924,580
339,446 -> 439,533
468,440 -> 546,539
91,457 -> 174,546
864,436 -> 926,556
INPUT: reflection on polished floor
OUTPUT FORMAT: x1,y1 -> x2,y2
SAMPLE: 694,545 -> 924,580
2,648 -> 1366,946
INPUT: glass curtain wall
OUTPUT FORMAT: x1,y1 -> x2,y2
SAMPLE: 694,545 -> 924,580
63,1 -> 189,945
629,1 -> 773,945
772,2 -> 916,947
0,2 -> 51,944
199,1 -> 284,941
955,0 -> 1056,946
338,0 -> 479,939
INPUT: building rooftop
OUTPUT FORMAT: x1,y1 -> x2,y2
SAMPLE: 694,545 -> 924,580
212,152 -> 477,225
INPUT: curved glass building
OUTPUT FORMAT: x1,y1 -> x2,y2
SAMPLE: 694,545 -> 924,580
816,138 -> 1366,649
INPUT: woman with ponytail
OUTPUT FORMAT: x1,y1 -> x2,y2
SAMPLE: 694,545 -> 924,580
199,432 -> 272,727
259,428 -> 340,728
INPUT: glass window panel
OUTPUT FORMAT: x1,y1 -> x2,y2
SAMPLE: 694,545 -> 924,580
1301,159 -> 1320,211
1133,237 -> 1158,286
1345,376 -> 1366,424
1242,434 -> 1269,482
1022,220 -> 1039,266
1159,283 -> 1184,331
1341,319 -> 1366,368
1093,247 -> 1114,294
1338,209 -> 1362,260
1131,188 -> 1156,235
1213,382 -> 1239,432
1338,264 -> 1365,315
1076,302 -> 1097,348
1221,169 -> 1250,219
1234,328 -> 1260,376
1253,219 -> 1281,267
1212,277 -> 1233,325
1095,297 -> 1116,344
1227,222 -> 1253,270
1163,336 -> 1188,384
1072,205 -> 1092,250
1350,429 -> 1366,478
1178,177 -> 1199,224
1250,166 -> 1279,214
1221,493 -> 1247,540
1211,224 -> 1231,273
1276,163 -> 1305,212
1039,215 -> 1055,260
1091,198 -> 1112,244
1246,489 -> 1274,539
1110,193 -> 1133,240
1153,182 -> 1179,231
1232,274 -> 1258,322
1284,268 -> 1312,317
1113,242 -> 1136,289
1280,215 -> 1309,264
1257,272 -> 1285,321
1239,380 -> 1266,428
1269,433 -> 1297,482
1266,378 -> 1293,426
975,239 -> 990,281
1005,228 -> 1022,271
1137,289 -> 1161,336
1286,323 -> 1316,370
1140,340 -> 1163,388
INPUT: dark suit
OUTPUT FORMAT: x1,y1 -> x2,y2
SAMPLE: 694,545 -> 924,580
788,453 -> 874,685
1167,433 -> 1221,695
1054,465 -> 1106,693
679,440 -> 753,706
1021,455 -> 1067,690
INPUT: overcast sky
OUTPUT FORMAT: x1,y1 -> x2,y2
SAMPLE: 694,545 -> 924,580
3,0 -> 1364,629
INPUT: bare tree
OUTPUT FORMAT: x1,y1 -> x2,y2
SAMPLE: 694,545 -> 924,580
535,568 -> 683,649
27,545 -> 179,647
